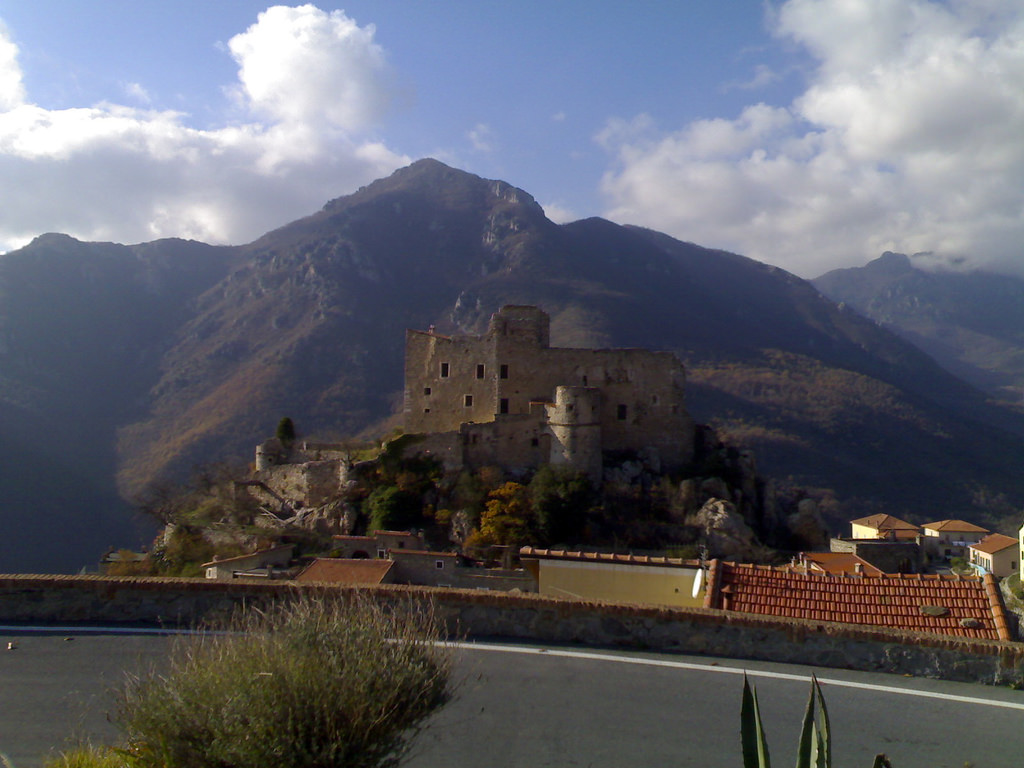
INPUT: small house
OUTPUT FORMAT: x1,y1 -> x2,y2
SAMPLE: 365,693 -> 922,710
968,533 -> 1018,579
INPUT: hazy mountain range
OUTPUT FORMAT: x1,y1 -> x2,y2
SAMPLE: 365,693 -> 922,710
4,158 -> 1024,572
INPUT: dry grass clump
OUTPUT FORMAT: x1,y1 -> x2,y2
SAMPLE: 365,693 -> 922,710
47,595 -> 451,768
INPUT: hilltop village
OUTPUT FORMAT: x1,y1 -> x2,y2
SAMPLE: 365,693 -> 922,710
121,306 -> 1024,644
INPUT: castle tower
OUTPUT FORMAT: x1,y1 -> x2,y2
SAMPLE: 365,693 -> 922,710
545,386 -> 602,482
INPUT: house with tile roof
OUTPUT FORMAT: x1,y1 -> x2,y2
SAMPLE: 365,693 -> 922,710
968,533 -> 1018,579
784,552 -> 883,577
850,514 -> 921,541
703,560 -> 1012,641
921,519 -> 989,561
331,530 -> 426,559
519,547 -> 704,608
295,558 -> 395,585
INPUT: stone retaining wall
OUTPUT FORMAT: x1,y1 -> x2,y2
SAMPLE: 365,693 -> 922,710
2,575 -> 1023,685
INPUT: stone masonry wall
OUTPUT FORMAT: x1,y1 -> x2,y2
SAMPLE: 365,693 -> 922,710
1,575 -> 1022,685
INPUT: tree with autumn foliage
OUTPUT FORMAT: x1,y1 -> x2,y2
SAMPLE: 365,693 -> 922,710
467,481 -> 536,548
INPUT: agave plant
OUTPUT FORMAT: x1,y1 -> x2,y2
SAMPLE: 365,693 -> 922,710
741,674 -> 892,768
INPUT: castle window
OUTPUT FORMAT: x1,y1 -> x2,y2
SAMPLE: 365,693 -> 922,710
464,394 -> 474,407
440,362 -> 450,378
499,364 -> 509,379
435,560 -> 445,569
582,375 -> 588,386
651,395 -> 659,405
476,364 -> 485,379
423,387 -> 431,396
617,404 -> 628,420
531,437 -> 539,447
423,408 -> 430,413
499,398 -> 509,414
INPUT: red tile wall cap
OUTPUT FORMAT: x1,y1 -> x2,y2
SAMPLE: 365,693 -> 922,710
518,546 -> 700,568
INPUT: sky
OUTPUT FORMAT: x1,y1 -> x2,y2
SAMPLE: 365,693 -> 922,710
0,1 -> 1022,278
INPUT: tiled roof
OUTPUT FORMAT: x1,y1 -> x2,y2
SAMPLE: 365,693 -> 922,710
520,547 -> 700,569
969,533 -> 1018,555
922,519 -> 989,534
704,560 -> 1010,641
294,558 -> 393,584
785,552 -> 884,577
850,514 -> 920,532
373,530 -> 423,538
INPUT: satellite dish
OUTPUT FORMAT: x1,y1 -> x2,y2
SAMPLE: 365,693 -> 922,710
691,568 -> 705,599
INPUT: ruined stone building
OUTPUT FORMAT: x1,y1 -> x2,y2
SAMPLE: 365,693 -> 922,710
403,305 -> 696,480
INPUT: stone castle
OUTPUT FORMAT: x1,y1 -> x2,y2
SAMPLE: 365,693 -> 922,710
252,305 -> 697,509
403,305 -> 696,480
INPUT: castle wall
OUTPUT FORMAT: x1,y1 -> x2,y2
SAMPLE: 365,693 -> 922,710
255,460 -> 347,508
461,413 -> 548,474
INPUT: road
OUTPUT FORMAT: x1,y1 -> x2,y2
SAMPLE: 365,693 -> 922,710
2,627 -> 1023,767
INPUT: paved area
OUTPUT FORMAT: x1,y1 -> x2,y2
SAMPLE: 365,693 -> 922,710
2,628 -> 1024,767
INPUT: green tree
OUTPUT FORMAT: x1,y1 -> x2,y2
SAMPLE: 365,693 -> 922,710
529,465 -> 594,545
275,416 -> 296,447
366,485 -> 422,532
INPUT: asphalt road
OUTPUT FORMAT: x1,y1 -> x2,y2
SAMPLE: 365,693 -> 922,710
2,627 -> 1023,767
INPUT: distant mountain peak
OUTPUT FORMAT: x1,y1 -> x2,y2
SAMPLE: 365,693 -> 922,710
321,158 -> 545,220
867,251 -> 913,273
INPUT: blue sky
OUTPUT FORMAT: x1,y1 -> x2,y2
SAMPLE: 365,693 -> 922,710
1,1 -> 1022,277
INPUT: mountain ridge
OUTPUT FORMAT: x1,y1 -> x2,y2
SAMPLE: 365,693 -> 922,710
4,159 -> 1024,571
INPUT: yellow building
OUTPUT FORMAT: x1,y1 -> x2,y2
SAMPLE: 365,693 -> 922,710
849,514 -> 921,541
519,547 -> 705,608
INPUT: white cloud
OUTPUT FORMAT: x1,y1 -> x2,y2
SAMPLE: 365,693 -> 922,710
599,0 -> 1024,277
123,82 -> 152,104
228,4 -> 393,132
0,21 -> 25,110
0,6 -> 407,251
468,123 -> 494,153
540,201 -> 576,224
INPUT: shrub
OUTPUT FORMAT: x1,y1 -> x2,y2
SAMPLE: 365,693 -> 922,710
42,745 -> 126,768
115,595 -> 451,768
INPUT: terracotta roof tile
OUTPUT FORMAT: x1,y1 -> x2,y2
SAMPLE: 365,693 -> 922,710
921,519 -> 989,534
969,533 -> 1018,555
294,558 -> 393,585
707,560 -> 1010,641
850,514 -> 920,532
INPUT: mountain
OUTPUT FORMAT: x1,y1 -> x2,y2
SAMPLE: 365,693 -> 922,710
814,252 -> 1024,402
4,159 -> 1024,571
0,234 -> 237,571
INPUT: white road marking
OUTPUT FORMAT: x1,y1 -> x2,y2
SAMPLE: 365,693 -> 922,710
450,641 -> 1024,712
6,626 -> 1021,712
